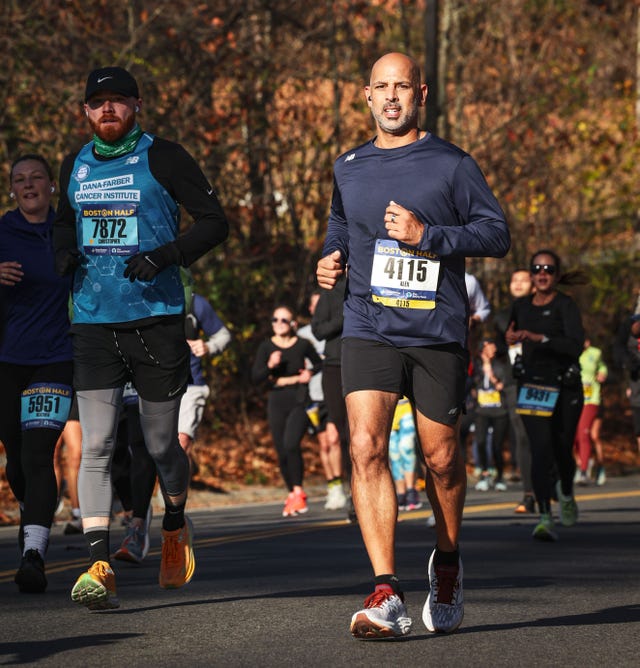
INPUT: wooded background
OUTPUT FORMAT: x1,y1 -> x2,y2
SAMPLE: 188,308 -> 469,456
2,0 -> 640,482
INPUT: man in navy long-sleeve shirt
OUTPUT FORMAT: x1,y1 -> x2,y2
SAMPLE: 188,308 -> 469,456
317,52 -> 510,640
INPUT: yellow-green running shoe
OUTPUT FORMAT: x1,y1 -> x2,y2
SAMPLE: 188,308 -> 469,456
71,560 -> 119,610
532,513 -> 557,542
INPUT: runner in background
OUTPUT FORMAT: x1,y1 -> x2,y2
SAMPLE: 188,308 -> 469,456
507,250 -> 585,542
180,279 -> 231,476
0,154 -> 73,593
251,305 -> 322,517
574,338 -> 608,485
493,269 -> 535,513
299,290 -> 347,511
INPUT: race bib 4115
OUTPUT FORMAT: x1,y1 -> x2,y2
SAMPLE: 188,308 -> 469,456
370,239 -> 440,310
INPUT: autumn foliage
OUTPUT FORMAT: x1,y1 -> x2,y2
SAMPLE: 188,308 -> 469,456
1,1 -> 639,491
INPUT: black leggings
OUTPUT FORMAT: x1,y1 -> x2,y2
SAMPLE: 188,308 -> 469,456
474,412 -> 509,480
267,387 -> 308,490
0,361 -> 73,527
521,386 -> 583,514
504,384 -> 532,494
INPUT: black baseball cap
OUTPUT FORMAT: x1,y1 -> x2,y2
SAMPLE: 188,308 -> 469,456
85,67 -> 139,102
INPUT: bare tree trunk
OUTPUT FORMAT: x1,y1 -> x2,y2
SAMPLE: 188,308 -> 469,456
437,0 -> 453,138
424,0 -> 439,132
330,3 -> 343,157
637,2 -> 640,128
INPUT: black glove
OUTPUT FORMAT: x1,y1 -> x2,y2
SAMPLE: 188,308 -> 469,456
123,243 -> 181,282
55,248 -> 85,276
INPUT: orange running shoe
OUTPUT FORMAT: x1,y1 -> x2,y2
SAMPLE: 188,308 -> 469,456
282,492 -> 296,517
71,560 -> 119,610
289,489 -> 308,515
159,516 -> 195,589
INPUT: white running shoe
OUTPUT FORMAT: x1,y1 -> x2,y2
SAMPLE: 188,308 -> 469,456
325,483 -> 347,510
576,472 -> 589,486
350,588 -> 412,639
474,476 -> 492,492
422,549 -> 464,633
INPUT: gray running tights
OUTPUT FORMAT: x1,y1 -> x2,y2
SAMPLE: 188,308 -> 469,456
77,388 -> 188,518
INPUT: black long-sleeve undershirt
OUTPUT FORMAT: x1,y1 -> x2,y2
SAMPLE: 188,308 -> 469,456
311,275 -> 346,367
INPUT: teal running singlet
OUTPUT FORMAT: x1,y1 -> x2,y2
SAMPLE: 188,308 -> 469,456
67,133 -> 184,324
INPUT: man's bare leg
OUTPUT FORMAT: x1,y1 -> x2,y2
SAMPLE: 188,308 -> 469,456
418,412 -> 466,633
347,389 -> 412,639
417,413 -> 465,550
347,389 -> 399,575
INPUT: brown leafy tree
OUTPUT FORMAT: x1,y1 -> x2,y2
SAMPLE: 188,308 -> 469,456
1,0 -> 638,484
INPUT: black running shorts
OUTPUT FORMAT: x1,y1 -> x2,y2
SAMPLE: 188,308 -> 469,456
341,337 -> 468,426
72,318 -> 190,402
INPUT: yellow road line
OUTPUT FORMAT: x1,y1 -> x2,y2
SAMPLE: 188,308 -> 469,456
400,488 -> 640,520
1,488 -> 638,583
0,519 -> 350,582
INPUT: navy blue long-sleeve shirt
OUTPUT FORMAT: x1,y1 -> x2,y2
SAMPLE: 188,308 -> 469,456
0,207 -> 72,364
322,133 -> 510,349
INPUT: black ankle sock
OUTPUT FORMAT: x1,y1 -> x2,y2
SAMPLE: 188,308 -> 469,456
374,574 -> 402,597
162,501 -> 186,531
85,529 -> 110,564
434,546 -> 459,567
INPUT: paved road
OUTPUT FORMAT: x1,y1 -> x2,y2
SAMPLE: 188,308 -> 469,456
1,476 -> 639,667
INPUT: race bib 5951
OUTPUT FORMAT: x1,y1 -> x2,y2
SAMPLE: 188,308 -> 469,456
21,383 -> 73,430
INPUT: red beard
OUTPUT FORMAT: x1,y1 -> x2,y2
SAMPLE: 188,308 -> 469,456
89,115 -> 135,143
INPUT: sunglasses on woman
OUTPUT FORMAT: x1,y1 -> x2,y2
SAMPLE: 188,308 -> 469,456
531,264 -> 556,275
271,317 -> 291,325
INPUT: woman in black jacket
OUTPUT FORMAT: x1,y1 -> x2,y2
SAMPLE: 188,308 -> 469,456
506,249 -> 585,541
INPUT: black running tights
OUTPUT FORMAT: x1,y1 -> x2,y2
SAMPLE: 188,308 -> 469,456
521,386 -> 583,514
0,362 -> 73,527
267,387 -> 308,490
